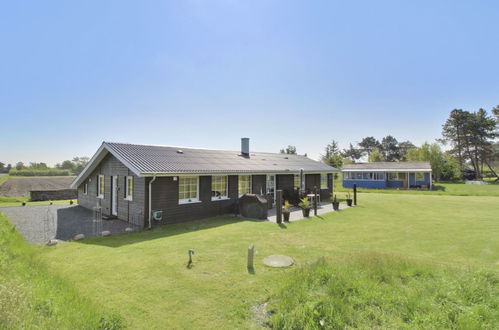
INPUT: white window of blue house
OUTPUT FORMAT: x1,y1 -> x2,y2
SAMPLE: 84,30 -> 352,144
416,172 -> 424,181
320,174 -> 328,189
238,175 -> 251,197
179,176 -> 199,204
212,175 -> 228,200
374,172 -> 385,180
343,172 -> 350,180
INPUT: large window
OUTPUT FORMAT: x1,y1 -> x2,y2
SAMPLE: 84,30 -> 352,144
125,176 -> 133,201
238,175 -> 251,196
344,172 -> 385,181
212,175 -> 228,200
320,173 -> 328,189
179,176 -> 199,203
97,175 -> 104,198
415,172 -> 425,181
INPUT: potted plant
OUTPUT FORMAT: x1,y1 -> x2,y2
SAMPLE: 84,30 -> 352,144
283,200 -> 291,222
298,197 -> 311,217
332,194 -> 340,211
345,192 -> 353,207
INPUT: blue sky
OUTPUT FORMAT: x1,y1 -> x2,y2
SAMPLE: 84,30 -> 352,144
1,0 -> 498,165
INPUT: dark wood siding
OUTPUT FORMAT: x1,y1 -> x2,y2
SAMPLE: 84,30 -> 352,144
77,153 -> 146,227
147,175 -> 239,226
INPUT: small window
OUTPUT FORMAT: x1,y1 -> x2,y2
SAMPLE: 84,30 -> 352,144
125,176 -> 133,200
238,175 -> 252,196
320,173 -> 328,189
97,175 -> 104,198
179,176 -> 199,203
416,172 -> 424,181
83,182 -> 88,195
212,176 -> 228,200
374,172 -> 385,181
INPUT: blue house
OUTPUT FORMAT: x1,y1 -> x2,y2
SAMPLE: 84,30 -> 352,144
342,162 -> 432,189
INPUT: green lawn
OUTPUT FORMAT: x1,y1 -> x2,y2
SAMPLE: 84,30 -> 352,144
37,193 -> 499,329
334,179 -> 499,197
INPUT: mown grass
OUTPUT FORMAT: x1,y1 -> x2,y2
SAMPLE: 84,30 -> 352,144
268,253 -> 498,329
38,193 -> 499,328
0,212 -> 122,329
334,179 -> 499,197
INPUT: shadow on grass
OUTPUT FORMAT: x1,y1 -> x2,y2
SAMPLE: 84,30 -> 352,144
74,215 -> 268,248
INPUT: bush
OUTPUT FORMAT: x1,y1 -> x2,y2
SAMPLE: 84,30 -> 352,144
267,253 -> 498,329
8,169 -> 72,176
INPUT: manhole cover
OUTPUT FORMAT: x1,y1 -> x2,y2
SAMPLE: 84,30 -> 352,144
263,255 -> 294,267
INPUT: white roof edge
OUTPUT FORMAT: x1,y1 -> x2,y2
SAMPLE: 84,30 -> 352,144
70,142 -> 142,189
138,169 -> 339,177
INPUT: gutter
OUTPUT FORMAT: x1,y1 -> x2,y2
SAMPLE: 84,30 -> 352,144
148,175 -> 157,229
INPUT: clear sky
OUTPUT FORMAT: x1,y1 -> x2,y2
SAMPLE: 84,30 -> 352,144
1,0 -> 498,166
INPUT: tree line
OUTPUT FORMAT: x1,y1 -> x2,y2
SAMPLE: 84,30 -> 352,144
281,106 -> 498,182
0,157 -> 89,176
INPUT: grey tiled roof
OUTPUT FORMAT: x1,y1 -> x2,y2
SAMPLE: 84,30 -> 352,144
105,142 -> 337,174
343,161 -> 431,171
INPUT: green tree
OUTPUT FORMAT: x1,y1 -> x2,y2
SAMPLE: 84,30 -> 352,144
398,141 -> 416,160
380,135 -> 401,161
15,162 -> 25,170
358,137 -> 380,158
341,143 -> 362,162
368,147 -> 383,162
322,141 -> 343,169
280,145 -> 297,154
406,142 -> 460,181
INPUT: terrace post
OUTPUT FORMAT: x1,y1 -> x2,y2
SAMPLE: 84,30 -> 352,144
313,186 -> 318,216
353,184 -> 357,206
276,190 -> 282,223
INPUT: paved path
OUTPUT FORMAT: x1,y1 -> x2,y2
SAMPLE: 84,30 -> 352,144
267,202 -> 350,223
0,205 -> 138,244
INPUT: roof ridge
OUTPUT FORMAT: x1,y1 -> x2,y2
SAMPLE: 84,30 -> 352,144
103,141 -> 308,157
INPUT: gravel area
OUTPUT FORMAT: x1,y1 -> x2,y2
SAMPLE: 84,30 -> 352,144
0,176 -> 75,197
0,205 -> 139,244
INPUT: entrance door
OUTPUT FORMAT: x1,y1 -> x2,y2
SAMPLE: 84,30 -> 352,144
266,174 -> 276,203
111,176 -> 118,216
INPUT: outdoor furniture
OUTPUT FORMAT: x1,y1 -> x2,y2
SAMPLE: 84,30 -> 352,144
238,194 -> 268,219
307,193 -> 320,204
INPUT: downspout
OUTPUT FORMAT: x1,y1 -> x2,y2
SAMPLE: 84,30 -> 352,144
148,175 -> 157,229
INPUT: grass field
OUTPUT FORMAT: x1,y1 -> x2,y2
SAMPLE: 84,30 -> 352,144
334,179 -> 499,197
35,193 -> 499,328
0,213 -> 122,329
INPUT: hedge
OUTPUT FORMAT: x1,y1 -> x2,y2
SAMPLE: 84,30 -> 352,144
8,169 -> 72,176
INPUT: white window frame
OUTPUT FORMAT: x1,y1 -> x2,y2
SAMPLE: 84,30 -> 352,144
388,172 -> 401,181
238,175 -> 252,197
97,175 -> 104,199
415,172 -> 425,181
125,176 -> 133,201
179,176 -> 199,204
83,182 -> 88,195
266,174 -> 275,196
320,173 -> 328,189
212,175 -> 229,201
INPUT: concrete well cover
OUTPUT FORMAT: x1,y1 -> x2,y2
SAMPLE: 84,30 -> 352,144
263,255 -> 294,267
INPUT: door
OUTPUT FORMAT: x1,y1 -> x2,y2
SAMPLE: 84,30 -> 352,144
266,175 -> 276,204
111,176 -> 118,216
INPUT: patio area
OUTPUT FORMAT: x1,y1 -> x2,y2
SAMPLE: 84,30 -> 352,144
267,202 -> 351,223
